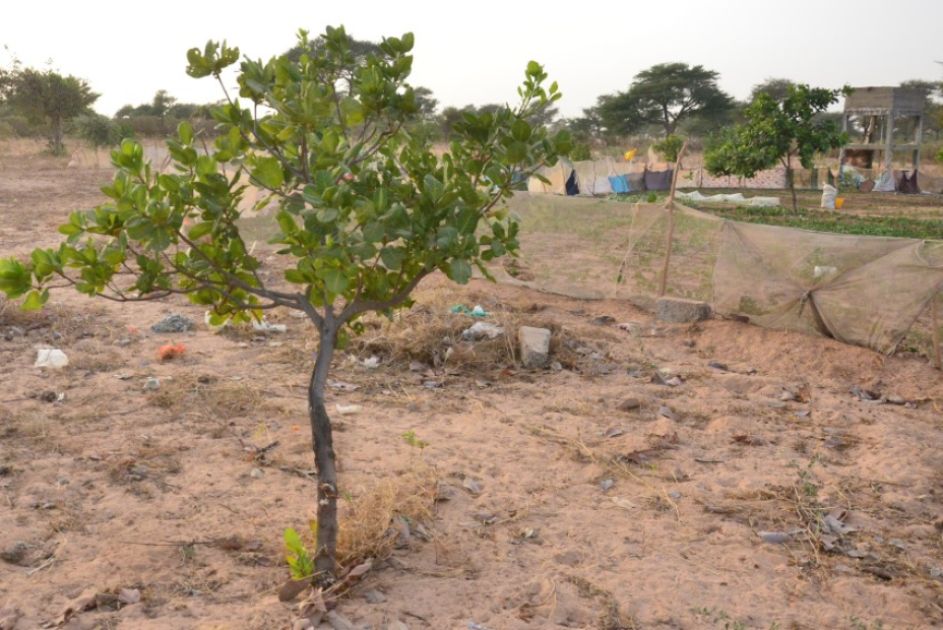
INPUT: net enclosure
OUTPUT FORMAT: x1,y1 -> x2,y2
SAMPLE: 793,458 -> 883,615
498,193 -> 943,356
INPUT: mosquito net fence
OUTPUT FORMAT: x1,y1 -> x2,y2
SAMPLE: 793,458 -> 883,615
498,193 -> 943,357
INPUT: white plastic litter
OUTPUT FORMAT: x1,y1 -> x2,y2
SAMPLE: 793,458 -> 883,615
820,184 -> 837,210
676,190 -> 780,208
252,319 -> 287,333
461,321 -> 505,341
873,170 -> 896,192
335,403 -> 363,415
34,348 -> 69,369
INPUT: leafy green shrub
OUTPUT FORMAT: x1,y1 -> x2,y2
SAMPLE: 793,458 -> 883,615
570,142 -> 591,161
652,134 -> 684,162
70,113 -> 132,147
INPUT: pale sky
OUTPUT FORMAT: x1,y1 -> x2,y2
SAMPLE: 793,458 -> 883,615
4,0 -> 942,118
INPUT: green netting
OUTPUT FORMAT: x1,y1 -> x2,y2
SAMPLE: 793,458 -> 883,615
498,193 -> 943,355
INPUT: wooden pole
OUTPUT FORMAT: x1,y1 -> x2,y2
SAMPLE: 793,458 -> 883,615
658,140 -> 688,297
932,293 -> 941,370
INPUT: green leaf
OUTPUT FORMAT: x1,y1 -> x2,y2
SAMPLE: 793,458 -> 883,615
380,247 -> 405,270
178,121 -> 194,145
321,268 -> 349,294
0,258 -> 32,298
448,259 -> 472,284
251,156 -> 285,189
187,221 -> 214,240
22,289 -> 49,311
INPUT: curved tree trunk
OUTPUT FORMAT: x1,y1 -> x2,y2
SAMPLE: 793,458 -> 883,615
308,323 -> 339,583
50,116 -> 65,156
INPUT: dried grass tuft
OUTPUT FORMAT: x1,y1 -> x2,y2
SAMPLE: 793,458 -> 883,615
336,464 -> 438,568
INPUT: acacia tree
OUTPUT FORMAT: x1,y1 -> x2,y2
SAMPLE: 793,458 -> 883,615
0,26 -> 568,582
593,62 -> 732,138
704,84 -> 848,211
0,67 -> 98,154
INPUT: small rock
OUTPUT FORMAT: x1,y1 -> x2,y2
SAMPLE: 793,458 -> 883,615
599,478 -> 615,492
550,360 -> 563,372
326,610 -> 356,630
462,477 -> 483,495
617,398 -> 641,412
759,530 -> 800,544
473,511 -> 497,525
117,588 -> 141,605
363,589 -> 386,604
250,468 -> 264,479
708,360 -> 728,371
668,491 -> 682,500
591,315 -> 616,326
665,376 -> 683,387
603,427 -> 625,438
885,394 -> 905,405
518,326 -> 551,369
656,297 -> 712,323
554,550 -> 583,566
129,465 -> 149,481
617,321 -> 643,337
116,337 -> 132,347
682,339 -> 696,348
0,542 -> 28,565
143,377 -> 161,391
408,361 -> 427,372
779,390 -> 797,402
658,406 -> 677,421
151,314 -> 194,333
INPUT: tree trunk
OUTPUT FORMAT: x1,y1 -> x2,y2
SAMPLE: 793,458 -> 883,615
308,323 -> 339,583
787,164 -> 797,212
50,116 -> 64,156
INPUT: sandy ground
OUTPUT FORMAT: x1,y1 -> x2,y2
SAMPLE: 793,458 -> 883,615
2,141 -> 943,629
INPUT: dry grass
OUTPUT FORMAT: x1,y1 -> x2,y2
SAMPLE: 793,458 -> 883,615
347,286 -> 586,372
147,373 -> 266,419
336,464 -> 438,569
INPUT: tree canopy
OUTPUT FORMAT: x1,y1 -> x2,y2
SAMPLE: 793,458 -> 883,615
592,62 -> 733,137
0,66 -> 98,154
705,83 -> 848,210
0,25 -> 569,582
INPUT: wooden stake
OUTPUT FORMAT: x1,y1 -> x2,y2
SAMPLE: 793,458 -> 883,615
658,140 -> 688,297
932,293 -> 941,370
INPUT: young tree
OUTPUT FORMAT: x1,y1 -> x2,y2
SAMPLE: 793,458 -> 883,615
704,84 -> 848,211
0,26 -> 568,582
592,62 -> 733,138
0,67 -> 98,154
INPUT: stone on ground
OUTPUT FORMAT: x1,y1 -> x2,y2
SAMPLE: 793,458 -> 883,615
518,326 -> 551,368
656,297 -> 712,323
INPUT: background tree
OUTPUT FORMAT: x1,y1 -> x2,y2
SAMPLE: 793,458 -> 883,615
750,77 -> 796,102
0,26 -> 568,583
705,84 -> 848,211
900,79 -> 943,139
592,62 -> 733,138
0,67 -> 98,154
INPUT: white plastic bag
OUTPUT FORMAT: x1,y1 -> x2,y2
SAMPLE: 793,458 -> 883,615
820,184 -> 837,210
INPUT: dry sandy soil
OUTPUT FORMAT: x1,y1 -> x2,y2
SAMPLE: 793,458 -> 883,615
2,140 -> 943,629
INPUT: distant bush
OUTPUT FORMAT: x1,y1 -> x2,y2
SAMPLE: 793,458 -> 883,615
652,134 -> 684,162
570,142 -> 591,161
70,113 -> 133,147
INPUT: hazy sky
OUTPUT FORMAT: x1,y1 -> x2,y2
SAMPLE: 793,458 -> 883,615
4,0 -> 942,118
